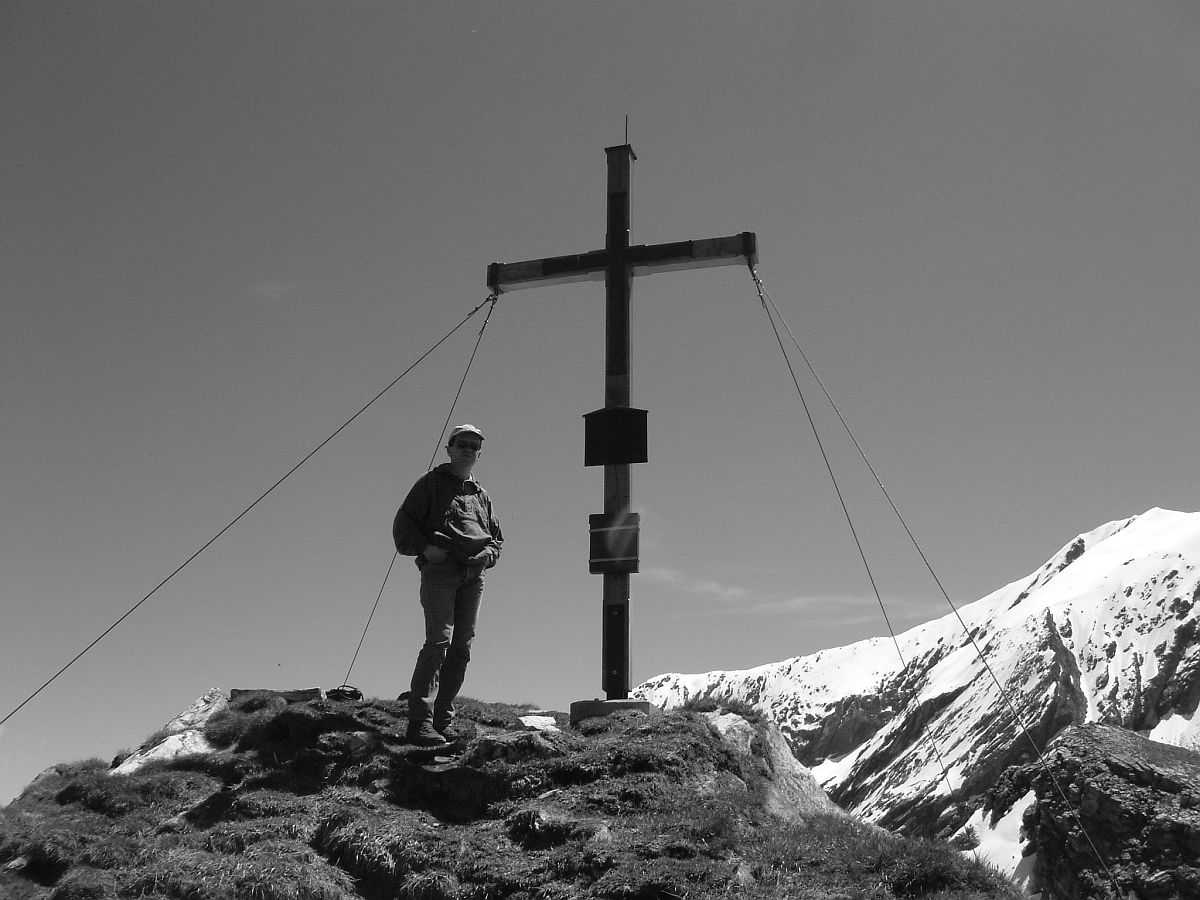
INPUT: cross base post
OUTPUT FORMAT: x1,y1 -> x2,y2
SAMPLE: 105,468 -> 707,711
569,697 -> 652,726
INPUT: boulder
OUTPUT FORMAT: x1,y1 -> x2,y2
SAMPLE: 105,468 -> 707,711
703,711 -> 842,821
110,687 -> 227,776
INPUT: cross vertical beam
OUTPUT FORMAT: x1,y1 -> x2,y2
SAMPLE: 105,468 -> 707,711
606,144 -> 633,408
602,145 -> 634,699
487,146 -> 757,702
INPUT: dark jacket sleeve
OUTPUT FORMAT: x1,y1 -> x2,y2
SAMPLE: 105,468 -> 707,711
393,475 -> 431,557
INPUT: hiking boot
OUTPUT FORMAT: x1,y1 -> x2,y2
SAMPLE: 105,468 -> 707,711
405,721 -> 447,747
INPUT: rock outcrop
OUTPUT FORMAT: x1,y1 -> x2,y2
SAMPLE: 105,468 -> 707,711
702,710 -> 842,821
977,724 -> 1200,899
110,687 -> 227,776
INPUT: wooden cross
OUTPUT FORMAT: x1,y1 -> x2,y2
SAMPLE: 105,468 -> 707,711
487,145 -> 757,702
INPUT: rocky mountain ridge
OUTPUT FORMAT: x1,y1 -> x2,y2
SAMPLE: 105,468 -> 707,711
636,508 -> 1200,868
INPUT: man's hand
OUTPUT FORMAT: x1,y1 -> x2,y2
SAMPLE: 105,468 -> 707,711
465,547 -> 496,567
422,544 -> 449,563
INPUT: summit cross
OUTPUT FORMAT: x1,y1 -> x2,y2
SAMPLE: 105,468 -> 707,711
487,145 -> 757,703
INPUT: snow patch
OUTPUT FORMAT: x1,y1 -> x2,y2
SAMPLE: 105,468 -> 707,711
957,790 -> 1036,890
1148,709 -> 1199,748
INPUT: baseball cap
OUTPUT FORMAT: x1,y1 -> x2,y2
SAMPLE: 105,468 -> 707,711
448,424 -> 485,442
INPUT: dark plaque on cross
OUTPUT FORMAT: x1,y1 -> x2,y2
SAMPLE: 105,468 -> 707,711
487,145 -> 757,706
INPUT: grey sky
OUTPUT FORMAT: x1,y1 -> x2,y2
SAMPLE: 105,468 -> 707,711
3,1 -> 1199,802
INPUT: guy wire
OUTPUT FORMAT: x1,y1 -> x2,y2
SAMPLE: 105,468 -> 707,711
747,264 -> 1119,893
341,291 -> 501,689
2,294 -> 499,729
746,263 -> 959,798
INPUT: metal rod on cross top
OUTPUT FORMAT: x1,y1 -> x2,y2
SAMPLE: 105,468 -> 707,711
487,145 -> 757,714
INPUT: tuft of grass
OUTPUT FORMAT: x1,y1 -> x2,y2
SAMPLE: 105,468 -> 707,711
226,788 -> 312,820
54,766 -> 219,821
861,829 -> 1015,898
740,812 -> 1021,899
591,853 -> 728,900
153,749 -> 261,785
203,692 -> 290,749
310,810 -> 436,893
682,694 -> 766,725
950,825 -> 981,851
136,726 -> 176,753
397,869 -> 461,900
206,817 -> 311,853
10,828 -> 78,886
44,867 -> 119,900
684,788 -> 750,854
450,695 -> 543,729
125,843 -> 356,900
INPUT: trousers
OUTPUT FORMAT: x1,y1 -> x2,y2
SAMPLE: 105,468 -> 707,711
408,562 -> 484,727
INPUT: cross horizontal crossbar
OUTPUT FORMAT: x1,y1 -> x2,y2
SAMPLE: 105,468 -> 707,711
487,232 -> 757,292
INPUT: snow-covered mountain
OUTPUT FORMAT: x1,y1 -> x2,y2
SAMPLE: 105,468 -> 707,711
636,507 -> 1200,837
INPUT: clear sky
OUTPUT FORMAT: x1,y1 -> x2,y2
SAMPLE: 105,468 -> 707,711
3,1 -> 1200,803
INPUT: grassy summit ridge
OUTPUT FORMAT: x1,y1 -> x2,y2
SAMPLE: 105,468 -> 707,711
0,692 -> 1017,899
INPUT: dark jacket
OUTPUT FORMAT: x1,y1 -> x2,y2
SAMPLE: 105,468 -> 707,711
393,464 -> 503,568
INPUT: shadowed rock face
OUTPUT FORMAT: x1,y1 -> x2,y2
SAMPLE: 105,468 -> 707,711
1140,618 -> 1200,727
800,692 -> 898,765
637,509 -> 1200,845
983,724 -> 1200,900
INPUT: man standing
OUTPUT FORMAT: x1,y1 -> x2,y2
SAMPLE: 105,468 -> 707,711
393,424 -> 503,746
